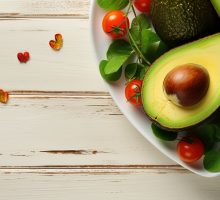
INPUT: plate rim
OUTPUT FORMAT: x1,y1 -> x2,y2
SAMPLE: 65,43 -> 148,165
88,0 -> 219,178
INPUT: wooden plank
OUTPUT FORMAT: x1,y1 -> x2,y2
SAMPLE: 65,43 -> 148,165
0,94 -> 175,166
1,168 -> 220,200
0,18 -> 106,91
0,0 -> 89,18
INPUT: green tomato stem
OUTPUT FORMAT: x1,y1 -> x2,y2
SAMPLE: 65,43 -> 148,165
125,1 -> 132,16
130,1 -> 137,18
130,3 -> 144,54
128,30 -> 151,65
126,1 -> 151,66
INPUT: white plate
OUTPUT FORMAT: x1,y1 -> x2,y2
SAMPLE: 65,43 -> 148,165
89,0 -> 220,177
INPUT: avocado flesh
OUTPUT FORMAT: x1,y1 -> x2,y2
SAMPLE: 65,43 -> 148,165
142,34 -> 220,130
151,0 -> 220,47
211,0 -> 220,17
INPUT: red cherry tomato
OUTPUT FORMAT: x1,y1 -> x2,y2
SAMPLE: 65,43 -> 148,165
102,10 -> 129,39
125,80 -> 143,106
134,0 -> 151,13
177,136 -> 204,163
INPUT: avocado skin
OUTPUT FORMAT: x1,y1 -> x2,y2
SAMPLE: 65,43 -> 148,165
151,0 -> 220,47
148,110 -> 217,132
211,0 -> 220,17
141,34 -> 220,131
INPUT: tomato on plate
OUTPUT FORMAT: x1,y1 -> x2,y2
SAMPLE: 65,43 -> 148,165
134,0 -> 151,13
125,79 -> 143,106
102,10 -> 129,39
177,136 -> 204,163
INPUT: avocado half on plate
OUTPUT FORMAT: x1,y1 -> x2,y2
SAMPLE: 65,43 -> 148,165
142,34 -> 220,131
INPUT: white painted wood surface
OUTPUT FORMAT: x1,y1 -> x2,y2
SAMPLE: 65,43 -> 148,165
0,19 -> 105,91
1,168 -> 220,200
0,93 -> 175,166
0,1 -> 219,199
0,0 -> 89,18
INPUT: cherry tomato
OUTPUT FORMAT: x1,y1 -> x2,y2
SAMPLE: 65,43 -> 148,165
177,136 -> 204,163
125,80 -> 143,106
102,10 -> 129,39
134,0 -> 151,13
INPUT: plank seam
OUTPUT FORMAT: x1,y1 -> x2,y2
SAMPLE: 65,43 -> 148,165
0,15 -> 88,19
0,165 -> 183,170
8,91 -> 110,98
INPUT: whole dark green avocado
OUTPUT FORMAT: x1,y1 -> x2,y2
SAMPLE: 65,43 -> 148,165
151,0 -> 220,47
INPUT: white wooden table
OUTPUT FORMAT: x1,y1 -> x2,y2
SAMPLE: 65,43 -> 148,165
0,1 -> 220,199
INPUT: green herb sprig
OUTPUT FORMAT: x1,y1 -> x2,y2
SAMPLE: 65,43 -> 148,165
98,0 -> 169,82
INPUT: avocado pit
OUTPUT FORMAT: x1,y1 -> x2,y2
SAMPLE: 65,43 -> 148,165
163,64 -> 210,107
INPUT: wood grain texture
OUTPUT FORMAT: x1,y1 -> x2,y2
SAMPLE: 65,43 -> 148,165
0,18 -> 107,91
0,0 -> 180,171
0,3 -> 217,200
0,0 -> 89,18
1,168 -> 220,200
0,94 -> 175,166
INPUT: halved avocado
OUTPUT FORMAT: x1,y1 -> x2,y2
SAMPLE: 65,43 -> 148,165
142,34 -> 220,131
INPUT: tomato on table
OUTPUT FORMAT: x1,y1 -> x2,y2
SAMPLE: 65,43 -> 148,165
134,0 -> 151,13
125,79 -> 143,106
102,10 -> 129,39
177,136 -> 204,163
